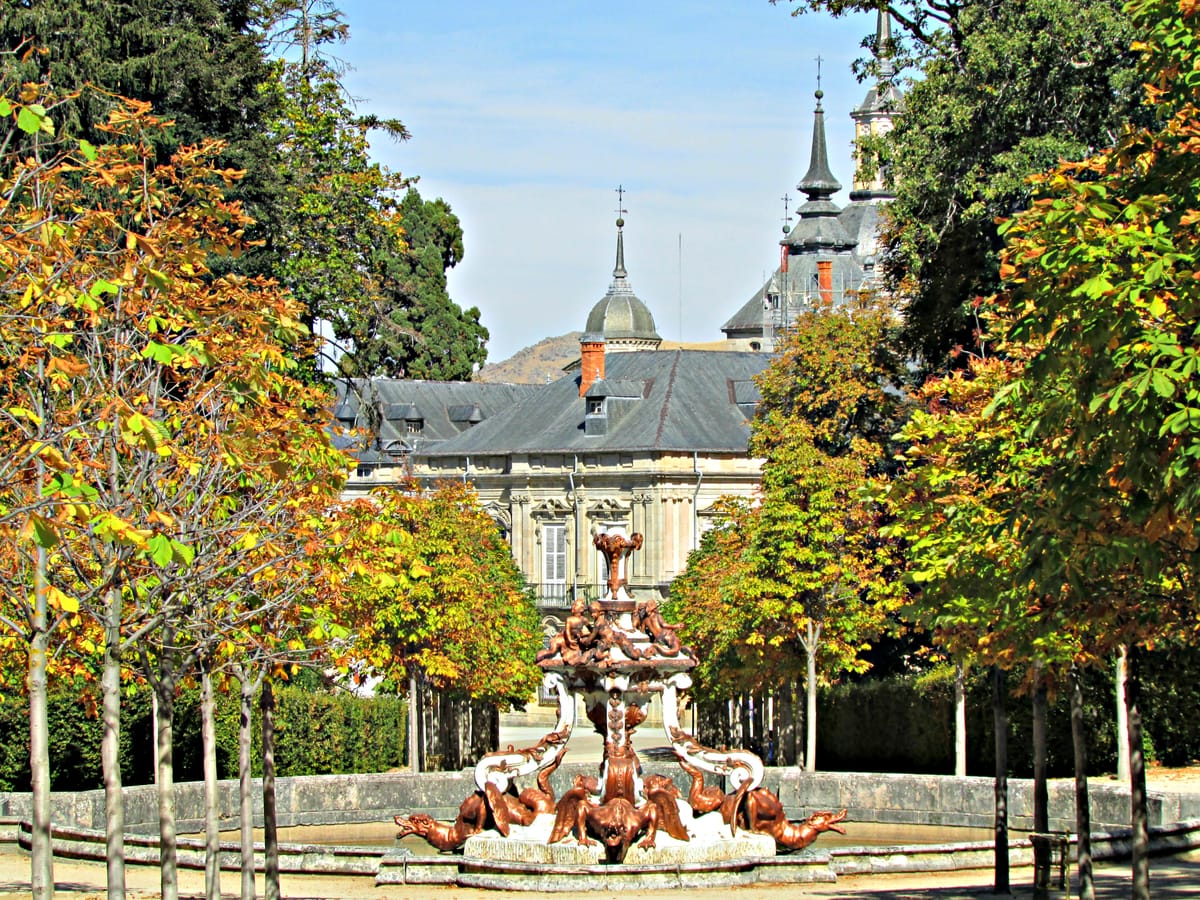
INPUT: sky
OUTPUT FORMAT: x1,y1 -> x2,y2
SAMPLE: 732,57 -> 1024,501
336,0 -> 881,365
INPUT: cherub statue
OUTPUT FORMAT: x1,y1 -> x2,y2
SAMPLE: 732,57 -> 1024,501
634,597 -> 686,657
579,601 -> 644,664
536,597 -> 590,665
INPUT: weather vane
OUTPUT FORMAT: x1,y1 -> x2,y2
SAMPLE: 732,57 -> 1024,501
615,184 -> 628,223
816,55 -> 824,93
781,193 -> 792,234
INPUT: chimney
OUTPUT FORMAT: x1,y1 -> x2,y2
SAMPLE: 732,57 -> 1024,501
817,260 -> 834,305
580,338 -> 605,397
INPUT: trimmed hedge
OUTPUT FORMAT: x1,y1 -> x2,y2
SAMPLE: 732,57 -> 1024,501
817,642 -> 1200,776
0,684 -> 406,791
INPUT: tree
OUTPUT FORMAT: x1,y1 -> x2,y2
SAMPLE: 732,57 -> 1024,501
328,481 -> 541,770
785,0 -> 1141,369
0,0 -> 278,209
340,188 -> 489,380
990,2 -> 1200,893
0,76 -> 351,899
673,300 -> 907,770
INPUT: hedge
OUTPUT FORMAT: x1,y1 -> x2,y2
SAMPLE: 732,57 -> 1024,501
817,641 -> 1200,776
0,683 -> 406,792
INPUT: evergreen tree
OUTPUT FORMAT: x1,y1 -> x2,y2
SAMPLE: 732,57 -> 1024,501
1,0 -> 277,205
341,189 -> 489,380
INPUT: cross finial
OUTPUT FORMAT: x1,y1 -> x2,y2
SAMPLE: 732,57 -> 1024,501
816,55 -> 823,92
781,192 -> 791,224
615,184 -> 628,223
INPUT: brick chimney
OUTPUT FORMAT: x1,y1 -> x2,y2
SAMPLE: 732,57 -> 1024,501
817,259 -> 834,305
580,338 -> 605,397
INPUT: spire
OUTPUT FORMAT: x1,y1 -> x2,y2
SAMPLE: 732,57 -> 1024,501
797,88 -> 842,202
876,8 -> 894,82
850,9 -> 901,201
614,219 -> 628,279
613,184 -> 629,282
582,193 -> 661,351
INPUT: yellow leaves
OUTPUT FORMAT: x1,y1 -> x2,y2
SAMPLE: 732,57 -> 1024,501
26,440 -> 68,470
409,560 -> 432,579
92,512 -> 151,549
45,585 -> 79,614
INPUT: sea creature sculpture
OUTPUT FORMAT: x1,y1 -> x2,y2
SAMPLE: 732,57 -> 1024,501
547,772 -> 689,863
396,750 -> 566,850
635,597 -> 687,657
740,795 -> 848,851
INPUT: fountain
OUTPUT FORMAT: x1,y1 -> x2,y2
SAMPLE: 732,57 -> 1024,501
389,533 -> 847,888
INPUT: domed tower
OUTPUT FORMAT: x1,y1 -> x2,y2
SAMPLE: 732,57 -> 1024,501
583,215 -> 662,353
579,213 -> 661,396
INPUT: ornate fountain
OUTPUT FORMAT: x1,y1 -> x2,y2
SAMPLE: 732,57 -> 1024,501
392,533 -> 846,884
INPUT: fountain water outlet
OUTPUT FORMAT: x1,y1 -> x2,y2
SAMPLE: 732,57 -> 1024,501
392,532 -> 847,868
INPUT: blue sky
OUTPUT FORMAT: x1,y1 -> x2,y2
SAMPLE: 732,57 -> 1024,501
336,0 -> 880,364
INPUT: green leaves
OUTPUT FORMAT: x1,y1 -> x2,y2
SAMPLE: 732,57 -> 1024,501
16,103 -> 54,136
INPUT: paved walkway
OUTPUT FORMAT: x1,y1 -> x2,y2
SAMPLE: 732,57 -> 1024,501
2,844 -> 1199,899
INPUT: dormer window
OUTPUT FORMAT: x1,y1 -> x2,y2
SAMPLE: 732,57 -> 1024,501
587,398 -> 605,416
406,418 -> 423,434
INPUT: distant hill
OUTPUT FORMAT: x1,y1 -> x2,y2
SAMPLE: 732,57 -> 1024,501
476,333 -> 582,384
476,333 -> 743,384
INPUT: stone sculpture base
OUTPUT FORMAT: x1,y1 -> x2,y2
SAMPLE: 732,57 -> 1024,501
464,809 -> 777,866
378,808 -> 839,891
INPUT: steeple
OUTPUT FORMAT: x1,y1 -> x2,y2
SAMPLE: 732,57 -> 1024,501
875,8 -> 894,83
797,88 -> 842,204
612,217 -> 629,283
784,87 -> 854,252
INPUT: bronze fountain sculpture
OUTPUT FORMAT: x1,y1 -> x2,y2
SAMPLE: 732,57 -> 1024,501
393,532 -> 847,867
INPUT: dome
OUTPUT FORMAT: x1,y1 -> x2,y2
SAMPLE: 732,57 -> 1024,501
585,292 -> 660,343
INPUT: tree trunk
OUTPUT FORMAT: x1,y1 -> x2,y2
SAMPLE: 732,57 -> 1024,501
261,679 -> 280,900
1116,645 -> 1130,783
1071,666 -> 1094,900
1033,677 -> 1049,834
28,547 -> 53,900
805,651 -> 818,772
101,585 -> 125,900
804,623 -> 819,773
1126,646 -> 1149,900
157,673 -> 179,900
238,673 -> 256,900
407,670 -> 420,773
954,661 -> 967,777
200,667 -> 221,900
992,665 -> 1010,894
1032,675 -> 1049,900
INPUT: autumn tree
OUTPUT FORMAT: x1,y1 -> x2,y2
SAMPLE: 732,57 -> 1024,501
0,75 -> 352,900
328,482 -> 541,770
985,2 -> 1200,893
672,299 -> 907,770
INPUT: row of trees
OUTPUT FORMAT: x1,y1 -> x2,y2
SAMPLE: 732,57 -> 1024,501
2,0 -> 489,381
676,1 -> 1198,898
0,80 -> 539,900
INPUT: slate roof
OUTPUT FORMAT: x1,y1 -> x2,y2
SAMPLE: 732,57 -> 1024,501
422,349 -> 770,457
333,379 -> 540,462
